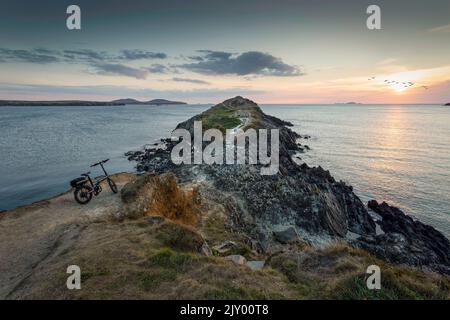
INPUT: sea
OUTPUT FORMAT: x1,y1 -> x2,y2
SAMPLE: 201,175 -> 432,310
0,103 -> 449,237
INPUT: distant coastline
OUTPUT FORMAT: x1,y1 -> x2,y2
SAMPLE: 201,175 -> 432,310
0,98 -> 187,107
334,102 -> 363,105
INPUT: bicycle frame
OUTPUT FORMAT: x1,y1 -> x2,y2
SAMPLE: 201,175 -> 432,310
83,163 -> 111,193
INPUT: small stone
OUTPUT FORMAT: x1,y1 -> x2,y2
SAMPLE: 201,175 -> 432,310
146,216 -> 165,225
224,254 -> 247,265
246,260 -> 265,270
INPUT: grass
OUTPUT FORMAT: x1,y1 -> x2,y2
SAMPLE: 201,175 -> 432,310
145,247 -> 200,270
268,242 -> 450,300
155,222 -> 205,252
199,105 -> 242,132
140,269 -> 177,291
139,248 -> 200,290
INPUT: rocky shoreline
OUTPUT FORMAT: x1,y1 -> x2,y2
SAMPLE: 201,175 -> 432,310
127,96 -> 450,274
0,96 -> 448,299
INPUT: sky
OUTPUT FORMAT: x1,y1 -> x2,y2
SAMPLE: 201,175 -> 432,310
0,0 -> 449,104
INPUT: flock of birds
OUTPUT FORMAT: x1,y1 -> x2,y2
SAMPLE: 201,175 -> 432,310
368,76 -> 429,90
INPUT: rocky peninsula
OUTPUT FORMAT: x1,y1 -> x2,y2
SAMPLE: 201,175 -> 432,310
0,96 -> 448,299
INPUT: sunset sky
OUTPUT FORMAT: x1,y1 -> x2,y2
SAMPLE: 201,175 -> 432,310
0,0 -> 449,104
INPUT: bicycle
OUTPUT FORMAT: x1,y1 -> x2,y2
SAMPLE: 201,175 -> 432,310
70,159 -> 118,204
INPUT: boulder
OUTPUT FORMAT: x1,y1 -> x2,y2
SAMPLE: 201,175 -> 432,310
273,227 -> 299,244
224,255 -> 247,265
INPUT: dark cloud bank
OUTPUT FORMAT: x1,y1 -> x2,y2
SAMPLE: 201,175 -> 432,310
0,47 -> 302,79
0,48 -> 166,64
181,50 -> 302,77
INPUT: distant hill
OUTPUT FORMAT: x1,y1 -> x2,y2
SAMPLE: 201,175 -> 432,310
0,100 -> 124,106
0,98 -> 187,106
111,98 -> 141,105
112,98 -> 187,105
334,102 -> 362,105
445,103 -> 450,106
147,99 -> 186,105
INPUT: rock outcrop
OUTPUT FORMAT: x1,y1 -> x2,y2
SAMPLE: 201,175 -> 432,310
127,96 -> 450,274
356,200 -> 450,274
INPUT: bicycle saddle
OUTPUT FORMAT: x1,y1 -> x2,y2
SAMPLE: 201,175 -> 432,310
81,172 -> 91,177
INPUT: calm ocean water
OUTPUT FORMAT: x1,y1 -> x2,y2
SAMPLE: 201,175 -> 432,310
0,104 -> 449,237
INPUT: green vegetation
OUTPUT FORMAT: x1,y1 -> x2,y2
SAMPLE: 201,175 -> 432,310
155,222 -> 204,252
268,243 -> 450,300
199,105 -> 242,132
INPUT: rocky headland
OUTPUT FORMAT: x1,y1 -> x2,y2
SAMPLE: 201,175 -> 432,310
0,96 -> 448,299
127,96 -> 450,274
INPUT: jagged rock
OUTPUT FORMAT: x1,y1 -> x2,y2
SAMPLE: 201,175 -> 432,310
246,260 -> 265,270
213,241 -> 238,254
224,254 -> 247,265
201,242 -> 213,256
273,227 -> 300,244
355,200 -> 450,274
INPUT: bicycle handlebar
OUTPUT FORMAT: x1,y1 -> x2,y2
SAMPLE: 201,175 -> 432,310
90,159 -> 109,167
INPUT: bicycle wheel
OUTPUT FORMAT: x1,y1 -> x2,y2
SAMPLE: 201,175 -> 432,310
108,178 -> 118,194
74,185 -> 93,204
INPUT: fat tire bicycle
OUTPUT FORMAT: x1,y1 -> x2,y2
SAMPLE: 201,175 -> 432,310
70,159 -> 118,204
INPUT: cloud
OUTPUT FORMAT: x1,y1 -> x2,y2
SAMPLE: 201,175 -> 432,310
0,48 -> 59,64
63,49 -> 111,62
0,48 -> 168,65
377,58 -> 398,66
145,64 -> 171,74
0,83 -> 264,102
180,50 -> 303,77
429,24 -> 450,33
93,63 -> 149,79
120,50 -> 167,60
172,77 -> 210,85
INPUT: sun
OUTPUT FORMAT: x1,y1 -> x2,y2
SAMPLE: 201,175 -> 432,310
389,82 -> 408,93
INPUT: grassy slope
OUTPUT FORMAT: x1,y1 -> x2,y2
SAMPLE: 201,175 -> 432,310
14,213 -> 449,299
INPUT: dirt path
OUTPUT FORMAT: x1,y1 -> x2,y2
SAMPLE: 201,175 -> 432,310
0,173 -> 135,298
